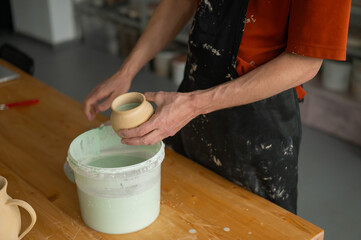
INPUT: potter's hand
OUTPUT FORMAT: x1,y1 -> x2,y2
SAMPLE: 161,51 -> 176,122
84,71 -> 131,121
119,91 -> 199,145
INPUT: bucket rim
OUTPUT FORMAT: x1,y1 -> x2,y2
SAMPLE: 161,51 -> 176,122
67,141 -> 165,174
67,126 -> 165,177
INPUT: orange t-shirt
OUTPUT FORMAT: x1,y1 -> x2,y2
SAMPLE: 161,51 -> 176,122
236,0 -> 351,99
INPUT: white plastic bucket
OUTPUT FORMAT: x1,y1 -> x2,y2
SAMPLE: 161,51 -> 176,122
66,126 -> 165,234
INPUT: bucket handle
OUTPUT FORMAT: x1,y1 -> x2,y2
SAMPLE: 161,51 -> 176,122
64,161 -> 75,183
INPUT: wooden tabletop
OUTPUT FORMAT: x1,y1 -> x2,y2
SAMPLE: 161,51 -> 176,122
0,59 -> 324,240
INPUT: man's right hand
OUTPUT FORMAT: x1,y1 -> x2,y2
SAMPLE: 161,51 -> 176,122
83,70 -> 131,121
83,0 -> 195,121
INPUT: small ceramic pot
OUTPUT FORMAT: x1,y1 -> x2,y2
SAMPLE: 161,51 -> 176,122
110,92 -> 154,132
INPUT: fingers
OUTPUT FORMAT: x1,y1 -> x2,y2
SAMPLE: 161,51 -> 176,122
118,114 -> 158,138
97,92 -> 116,112
84,89 -> 102,121
83,70 -> 133,121
121,129 -> 162,145
84,100 -> 98,121
84,85 -> 114,120
89,105 -> 98,121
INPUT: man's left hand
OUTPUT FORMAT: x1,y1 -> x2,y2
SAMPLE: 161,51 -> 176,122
118,91 -> 199,145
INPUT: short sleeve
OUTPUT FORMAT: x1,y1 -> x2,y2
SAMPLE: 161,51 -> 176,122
286,0 -> 351,61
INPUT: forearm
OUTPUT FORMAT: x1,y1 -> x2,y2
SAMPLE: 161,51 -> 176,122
120,0 -> 196,79
192,52 -> 323,114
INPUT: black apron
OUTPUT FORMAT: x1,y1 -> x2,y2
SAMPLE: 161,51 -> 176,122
165,0 -> 301,214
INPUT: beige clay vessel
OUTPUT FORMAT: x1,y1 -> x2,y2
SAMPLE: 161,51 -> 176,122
0,176 -> 37,240
110,92 -> 154,132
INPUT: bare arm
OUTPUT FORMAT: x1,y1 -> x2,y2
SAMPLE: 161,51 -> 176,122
120,0 -> 196,79
193,52 -> 323,114
84,0 -> 196,120
120,52 -> 323,145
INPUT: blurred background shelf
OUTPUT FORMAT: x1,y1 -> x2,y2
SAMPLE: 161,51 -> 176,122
350,3 -> 361,16
301,76 -> 361,147
174,33 -> 189,45
347,46 -> 361,58
75,1 -> 141,29
74,0 -> 189,50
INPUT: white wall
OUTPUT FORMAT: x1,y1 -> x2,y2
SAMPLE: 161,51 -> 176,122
11,0 -> 78,45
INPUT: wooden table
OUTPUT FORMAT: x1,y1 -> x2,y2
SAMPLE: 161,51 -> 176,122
0,59 -> 324,240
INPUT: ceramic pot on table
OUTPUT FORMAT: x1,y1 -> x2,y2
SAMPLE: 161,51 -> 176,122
0,176 -> 37,240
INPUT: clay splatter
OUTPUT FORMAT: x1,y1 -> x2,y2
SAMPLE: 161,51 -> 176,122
199,114 -> 209,125
203,0 -> 213,11
281,137 -> 294,156
225,73 -> 233,80
244,14 -> 256,24
189,229 -> 197,234
213,156 -> 222,166
202,43 -> 221,56
223,227 -> 230,232
190,63 -> 198,74
260,143 -> 272,150
283,144 -> 294,155
201,114 -> 209,123
250,15 -> 256,22
276,189 -> 285,198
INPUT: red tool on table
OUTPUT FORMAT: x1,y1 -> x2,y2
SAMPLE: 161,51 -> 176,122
0,99 -> 39,110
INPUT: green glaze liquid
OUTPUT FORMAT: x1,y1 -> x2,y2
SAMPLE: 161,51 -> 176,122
117,102 -> 140,111
77,155 -> 161,234
77,179 -> 160,234
87,155 -> 145,168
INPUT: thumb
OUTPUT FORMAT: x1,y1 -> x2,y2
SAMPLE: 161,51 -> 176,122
144,92 -> 157,102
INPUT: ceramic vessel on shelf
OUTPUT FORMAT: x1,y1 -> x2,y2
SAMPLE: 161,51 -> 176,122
154,51 -> 178,77
110,92 -> 154,132
0,176 -> 37,240
322,60 -> 351,92
172,54 -> 187,85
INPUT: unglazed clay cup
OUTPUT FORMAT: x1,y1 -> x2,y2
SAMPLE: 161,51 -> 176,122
110,92 -> 154,132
